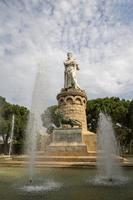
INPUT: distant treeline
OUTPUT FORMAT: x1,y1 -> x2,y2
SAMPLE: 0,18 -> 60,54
0,96 -> 133,154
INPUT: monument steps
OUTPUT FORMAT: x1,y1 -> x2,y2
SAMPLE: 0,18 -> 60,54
0,160 -> 130,168
12,155 -> 96,162
0,160 -> 96,167
36,151 -> 96,156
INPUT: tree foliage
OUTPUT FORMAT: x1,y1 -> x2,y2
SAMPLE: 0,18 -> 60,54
0,96 -> 29,154
127,100 -> 133,130
87,97 -> 133,153
87,97 -> 130,132
41,105 -> 60,130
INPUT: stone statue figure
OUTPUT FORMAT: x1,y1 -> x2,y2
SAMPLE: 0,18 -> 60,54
55,109 -> 82,128
64,52 -> 80,89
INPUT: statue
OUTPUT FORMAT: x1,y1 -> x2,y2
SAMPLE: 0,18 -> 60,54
64,52 -> 80,89
55,109 -> 82,128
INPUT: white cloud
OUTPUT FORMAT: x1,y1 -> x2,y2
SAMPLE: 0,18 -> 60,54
0,0 -> 133,108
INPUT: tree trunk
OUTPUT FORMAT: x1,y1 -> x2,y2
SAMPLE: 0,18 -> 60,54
3,142 -> 9,155
2,134 -> 9,155
129,140 -> 133,154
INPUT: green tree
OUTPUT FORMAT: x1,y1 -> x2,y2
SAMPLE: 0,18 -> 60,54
0,117 -> 11,154
126,100 -> 133,153
0,96 -> 29,154
87,97 -> 132,153
41,105 -> 59,129
87,97 -> 130,132
127,100 -> 133,130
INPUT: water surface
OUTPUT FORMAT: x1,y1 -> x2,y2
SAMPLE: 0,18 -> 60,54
0,167 -> 133,200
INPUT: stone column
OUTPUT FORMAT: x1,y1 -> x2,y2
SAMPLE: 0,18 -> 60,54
57,88 -> 88,132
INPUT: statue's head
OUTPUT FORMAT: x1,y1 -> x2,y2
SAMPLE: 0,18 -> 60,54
67,52 -> 73,59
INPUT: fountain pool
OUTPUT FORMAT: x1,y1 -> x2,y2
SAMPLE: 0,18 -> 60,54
0,167 -> 132,200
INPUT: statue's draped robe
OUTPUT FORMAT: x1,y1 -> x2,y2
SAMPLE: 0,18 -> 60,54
64,59 -> 80,89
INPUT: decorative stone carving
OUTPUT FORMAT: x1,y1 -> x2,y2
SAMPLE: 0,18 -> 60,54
55,109 -> 82,128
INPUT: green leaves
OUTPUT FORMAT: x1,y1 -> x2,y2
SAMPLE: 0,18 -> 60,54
127,100 -> 133,130
41,105 -> 59,128
87,97 -> 133,153
87,97 -> 130,132
0,96 -> 28,154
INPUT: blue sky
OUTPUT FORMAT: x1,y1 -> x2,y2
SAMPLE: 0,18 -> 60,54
0,0 -> 133,107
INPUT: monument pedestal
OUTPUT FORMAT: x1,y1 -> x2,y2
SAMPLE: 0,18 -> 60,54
56,88 -> 97,154
46,128 -> 88,156
82,131 -> 96,152
46,88 -> 97,157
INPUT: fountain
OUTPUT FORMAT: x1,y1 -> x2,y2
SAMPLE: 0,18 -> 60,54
25,62 -> 57,186
95,112 -> 126,185
26,113 -> 37,184
9,114 -> 15,156
25,63 -> 48,183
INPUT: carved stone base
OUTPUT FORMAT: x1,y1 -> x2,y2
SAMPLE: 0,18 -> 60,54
52,128 -> 82,143
46,144 -> 88,156
46,128 -> 88,156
